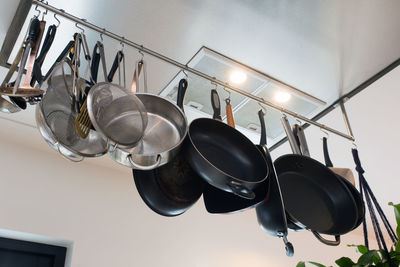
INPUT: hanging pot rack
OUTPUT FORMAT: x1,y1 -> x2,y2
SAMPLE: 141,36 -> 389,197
7,0 -> 356,142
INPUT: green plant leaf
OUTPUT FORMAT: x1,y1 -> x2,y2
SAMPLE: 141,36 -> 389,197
348,244 -> 369,255
357,250 -> 381,265
335,257 -> 356,267
388,202 -> 400,239
396,241 -> 400,252
296,261 -> 307,267
308,262 -> 327,267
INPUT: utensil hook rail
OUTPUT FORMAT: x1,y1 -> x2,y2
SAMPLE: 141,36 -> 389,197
27,0 -> 355,141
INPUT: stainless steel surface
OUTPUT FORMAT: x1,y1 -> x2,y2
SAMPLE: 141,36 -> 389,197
87,82 -> 148,149
339,101 -> 354,139
38,60 -> 107,158
0,0 -> 32,66
108,93 -> 187,169
31,0 -> 355,141
280,115 -> 301,155
296,125 -> 310,157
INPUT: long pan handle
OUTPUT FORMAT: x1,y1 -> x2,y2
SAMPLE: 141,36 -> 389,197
258,109 -> 267,146
225,99 -> 235,128
281,115 -> 301,155
296,124 -> 310,157
177,78 -> 187,111
211,89 -> 222,121
312,231 -> 340,246
322,137 -> 334,167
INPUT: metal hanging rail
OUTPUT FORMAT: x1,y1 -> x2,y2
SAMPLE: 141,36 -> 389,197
31,0 -> 355,141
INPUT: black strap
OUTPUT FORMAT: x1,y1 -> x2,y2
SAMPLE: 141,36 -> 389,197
322,137 -> 334,167
352,148 -> 396,267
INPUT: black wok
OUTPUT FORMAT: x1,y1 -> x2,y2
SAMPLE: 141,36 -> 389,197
132,79 -> 204,216
186,90 -> 268,200
276,117 -> 358,245
255,109 -> 294,257
202,99 -> 269,214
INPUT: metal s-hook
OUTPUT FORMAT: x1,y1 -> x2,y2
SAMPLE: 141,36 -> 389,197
120,37 -> 125,52
100,28 -> 105,41
75,22 -> 84,33
258,100 -> 267,115
138,45 -> 144,61
223,86 -> 231,103
41,3 -> 48,20
320,127 -> 329,139
34,5 -> 41,18
54,13 -> 60,28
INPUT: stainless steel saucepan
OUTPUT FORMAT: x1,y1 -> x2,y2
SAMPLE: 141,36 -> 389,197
108,60 -> 187,170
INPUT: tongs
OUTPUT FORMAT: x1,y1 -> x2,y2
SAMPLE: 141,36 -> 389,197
0,18 -> 45,97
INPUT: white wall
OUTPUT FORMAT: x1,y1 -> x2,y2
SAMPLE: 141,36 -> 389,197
0,65 -> 399,267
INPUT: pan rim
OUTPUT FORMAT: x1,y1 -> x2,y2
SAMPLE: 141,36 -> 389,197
188,118 -> 269,184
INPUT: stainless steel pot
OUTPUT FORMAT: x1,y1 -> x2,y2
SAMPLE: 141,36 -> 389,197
108,60 -> 187,170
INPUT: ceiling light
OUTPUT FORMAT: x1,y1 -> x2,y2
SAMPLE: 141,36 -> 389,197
230,70 -> 247,84
274,91 -> 291,103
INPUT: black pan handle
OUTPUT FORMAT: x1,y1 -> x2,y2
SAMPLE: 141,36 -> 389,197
227,180 -> 256,200
312,231 -> 340,246
211,89 -> 222,121
292,125 -> 301,154
107,51 -> 124,82
258,109 -> 267,146
27,18 -> 41,45
177,78 -> 187,111
90,43 -> 101,84
322,137 -> 334,167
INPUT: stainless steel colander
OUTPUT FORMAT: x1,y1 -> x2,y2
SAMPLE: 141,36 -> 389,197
36,59 -> 107,159
87,82 -> 148,150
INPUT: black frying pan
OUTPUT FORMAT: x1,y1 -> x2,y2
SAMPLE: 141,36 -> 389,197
202,100 -> 270,214
133,79 -> 205,216
186,90 -> 268,200
322,137 -> 365,230
277,117 -> 358,239
255,109 -> 294,257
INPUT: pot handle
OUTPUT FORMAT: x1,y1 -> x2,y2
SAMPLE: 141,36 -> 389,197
211,89 -> 222,121
128,154 -> 161,170
227,180 -> 256,200
57,145 -> 84,162
281,115 -> 301,155
312,231 -> 340,246
177,78 -> 187,111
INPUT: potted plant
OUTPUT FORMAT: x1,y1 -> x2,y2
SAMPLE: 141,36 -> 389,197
297,202 -> 400,267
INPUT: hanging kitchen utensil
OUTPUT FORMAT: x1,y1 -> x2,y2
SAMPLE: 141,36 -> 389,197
225,92 -> 235,128
322,136 -> 355,185
276,116 -> 358,246
132,78 -> 204,216
37,33 -> 107,160
185,87 -> 268,200
9,23 -> 58,110
75,40 -> 107,138
107,59 -> 188,170
107,50 -> 124,83
352,149 -> 398,267
87,64 -> 148,155
0,18 -> 45,97
322,137 -> 364,230
0,43 -> 25,113
255,109 -> 293,257
202,104 -> 269,213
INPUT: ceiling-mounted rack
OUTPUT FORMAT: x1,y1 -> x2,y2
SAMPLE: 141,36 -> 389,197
4,0 -> 356,142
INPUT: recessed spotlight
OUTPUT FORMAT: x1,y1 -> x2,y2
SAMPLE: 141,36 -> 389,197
274,91 -> 291,103
230,70 -> 247,84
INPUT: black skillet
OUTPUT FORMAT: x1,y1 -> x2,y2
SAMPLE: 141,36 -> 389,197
202,98 -> 270,214
255,109 -> 294,257
132,79 -> 205,217
186,90 -> 268,200
322,137 -> 365,230
276,117 -> 358,244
